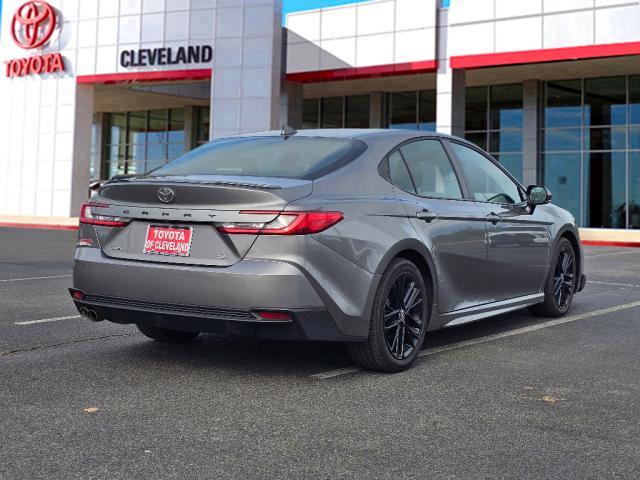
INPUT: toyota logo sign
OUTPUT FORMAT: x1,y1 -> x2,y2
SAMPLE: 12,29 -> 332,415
11,1 -> 57,50
157,188 -> 176,204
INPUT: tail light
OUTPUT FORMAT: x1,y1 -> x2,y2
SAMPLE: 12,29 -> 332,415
216,211 -> 344,235
80,202 -> 130,228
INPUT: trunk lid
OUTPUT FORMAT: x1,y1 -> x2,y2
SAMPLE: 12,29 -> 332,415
91,175 -> 312,267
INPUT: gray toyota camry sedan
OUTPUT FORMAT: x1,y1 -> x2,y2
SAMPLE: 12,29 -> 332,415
71,129 -> 586,372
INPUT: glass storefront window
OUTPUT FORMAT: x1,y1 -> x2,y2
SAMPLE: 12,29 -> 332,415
128,111 -> 146,145
345,95 -> 370,128
302,95 -> 371,129
585,127 -> 626,151
489,131 -> 522,153
543,153 -> 582,223
194,106 -> 210,147
302,99 -> 319,129
465,86 -> 487,131
545,128 -> 582,152
545,80 -> 582,128
584,77 -> 627,126
168,108 -> 185,144
387,90 -> 436,130
389,92 -> 417,130
465,84 -> 523,181
102,108 -> 187,177
418,90 -> 436,131
542,76 -> 639,228
585,152 -> 626,229
630,153 -> 640,229
320,97 -> 343,128
490,84 -> 523,130
629,76 -> 640,125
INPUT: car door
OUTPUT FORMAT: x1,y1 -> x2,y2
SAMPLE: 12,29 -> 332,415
447,141 -> 551,304
384,138 -> 488,313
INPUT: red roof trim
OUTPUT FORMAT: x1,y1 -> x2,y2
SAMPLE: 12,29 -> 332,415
76,69 -> 212,85
286,60 -> 437,83
450,41 -> 640,70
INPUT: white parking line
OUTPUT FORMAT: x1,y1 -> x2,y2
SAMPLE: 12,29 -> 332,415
589,280 -> 640,288
14,315 -> 81,326
0,275 -> 71,283
585,250 -> 639,258
310,300 -> 640,380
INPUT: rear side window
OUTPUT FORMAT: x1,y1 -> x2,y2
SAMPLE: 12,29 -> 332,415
148,137 -> 366,180
388,151 -> 415,193
399,140 -> 463,199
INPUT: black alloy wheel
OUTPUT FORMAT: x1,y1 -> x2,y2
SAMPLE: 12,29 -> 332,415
383,272 -> 425,360
553,249 -> 575,310
529,238 -> 576,318
347,258 -> 428,372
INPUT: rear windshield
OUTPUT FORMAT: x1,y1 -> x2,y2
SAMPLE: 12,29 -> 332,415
148,136 -> 366,180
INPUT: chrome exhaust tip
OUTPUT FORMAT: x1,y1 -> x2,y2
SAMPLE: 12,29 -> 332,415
86,309 -> 100,322
79,307 -> 101,322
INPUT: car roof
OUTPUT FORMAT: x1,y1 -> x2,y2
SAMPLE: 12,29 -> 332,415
231,128 -> 465,142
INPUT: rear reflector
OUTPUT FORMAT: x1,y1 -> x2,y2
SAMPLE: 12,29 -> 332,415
80,202 -> 130,228
216,211 -> 343,235
254,311 -> 292,321
69,288 -> 85,300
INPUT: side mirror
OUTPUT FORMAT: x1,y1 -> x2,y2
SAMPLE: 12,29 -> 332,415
527,185 -> 552,211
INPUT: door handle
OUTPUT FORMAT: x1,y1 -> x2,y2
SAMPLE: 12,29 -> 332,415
486,213 -> 501,225
416,210 -> 438,223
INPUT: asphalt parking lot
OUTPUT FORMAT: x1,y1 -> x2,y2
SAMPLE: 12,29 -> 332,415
1,228 -> 639,479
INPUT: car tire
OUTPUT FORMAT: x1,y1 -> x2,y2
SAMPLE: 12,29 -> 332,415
347,258 -> 428,373
529,238 -> 577,318
136,323 -> 200,343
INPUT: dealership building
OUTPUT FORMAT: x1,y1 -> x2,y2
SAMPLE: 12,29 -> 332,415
1,0 -> 640,232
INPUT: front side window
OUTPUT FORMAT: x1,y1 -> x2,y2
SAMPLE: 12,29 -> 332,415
394,140 -> 463,199
449,142 -> 522,204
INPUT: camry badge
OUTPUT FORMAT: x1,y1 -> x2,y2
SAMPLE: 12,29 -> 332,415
157,187 -> 175,204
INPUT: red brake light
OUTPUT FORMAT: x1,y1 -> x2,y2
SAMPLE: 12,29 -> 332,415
80,202 -> 129,227
216,211 -> 344,235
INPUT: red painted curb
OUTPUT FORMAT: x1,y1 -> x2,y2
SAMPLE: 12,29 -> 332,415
582,240 -> 640,248
0,222 -> 79,231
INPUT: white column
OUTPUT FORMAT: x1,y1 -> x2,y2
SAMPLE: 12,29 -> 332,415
280,81 -> 303,129
70,84 -> 94,216
210,0 -> 283,139
369,93 -> 384,128
436,8 -> 465,137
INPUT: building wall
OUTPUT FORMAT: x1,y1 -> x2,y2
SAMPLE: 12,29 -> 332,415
286,0 -> 437,74
0,0 -> 281,217
449,0 -> 640,58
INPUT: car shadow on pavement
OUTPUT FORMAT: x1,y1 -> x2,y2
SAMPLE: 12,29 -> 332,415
103,308 -> 549,377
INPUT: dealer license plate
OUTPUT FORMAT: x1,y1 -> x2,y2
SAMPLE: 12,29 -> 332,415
143,225 -> 193,257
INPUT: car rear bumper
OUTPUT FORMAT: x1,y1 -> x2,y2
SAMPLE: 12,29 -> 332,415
72,248 -> 367,341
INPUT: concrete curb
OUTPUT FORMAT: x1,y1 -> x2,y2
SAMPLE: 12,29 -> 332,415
0,216 -> 79,231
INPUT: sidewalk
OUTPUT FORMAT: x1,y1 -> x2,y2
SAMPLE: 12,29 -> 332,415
0,215 -> 79,231
579,228 -> 640,247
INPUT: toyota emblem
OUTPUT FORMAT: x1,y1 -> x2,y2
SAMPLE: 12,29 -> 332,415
157,188 -> 175,204
11,1 -> 57,50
